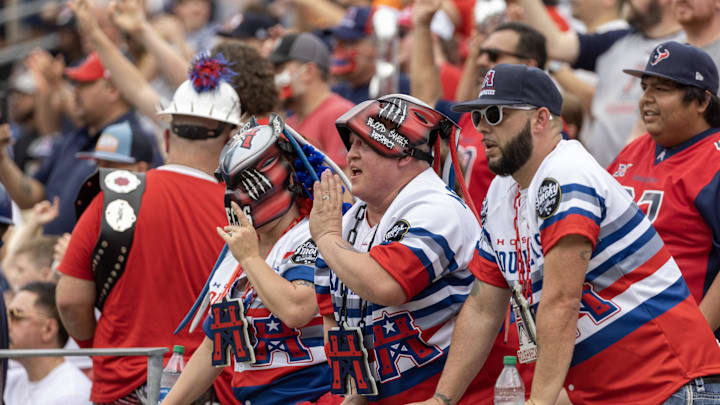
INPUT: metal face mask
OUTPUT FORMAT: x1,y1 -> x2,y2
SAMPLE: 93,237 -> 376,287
217,124 -> 295,229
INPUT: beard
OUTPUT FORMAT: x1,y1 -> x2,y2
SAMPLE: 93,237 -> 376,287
488,120 -> 533,176
627,0 -> 662,34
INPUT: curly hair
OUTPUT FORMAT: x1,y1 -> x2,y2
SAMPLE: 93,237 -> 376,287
212,40 -> 277,117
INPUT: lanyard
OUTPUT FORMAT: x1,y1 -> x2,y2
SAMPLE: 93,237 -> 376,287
513,189 -> 534,304
339,204 -> 377,330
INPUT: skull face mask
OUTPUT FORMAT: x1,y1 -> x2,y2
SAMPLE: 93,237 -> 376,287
217,124 -> 295,229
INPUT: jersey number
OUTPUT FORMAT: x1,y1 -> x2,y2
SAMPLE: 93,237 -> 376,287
623,187 -> 664,223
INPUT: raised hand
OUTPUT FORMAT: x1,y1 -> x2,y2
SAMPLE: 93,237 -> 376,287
109,0 -> 147,35
68,0 -> 101,37
309,170 -> 344,244
412,0 -> 442,27
216,201 -> 261,266
31,197 -> 60,225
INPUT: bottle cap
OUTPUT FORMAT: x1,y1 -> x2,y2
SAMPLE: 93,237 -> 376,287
173,345 -> 185,354
503,355 -> 517,365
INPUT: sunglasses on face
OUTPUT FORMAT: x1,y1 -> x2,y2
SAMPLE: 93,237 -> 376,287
471,105 -> 538,127
478,48 -> 531,63
7,307 -> 49,322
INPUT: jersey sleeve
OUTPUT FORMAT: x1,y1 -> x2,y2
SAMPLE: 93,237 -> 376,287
574,29 -> 632,72
695,170 -> 720,277
314,256 -> 334,316
534,175 -> 605,253
469,233 -> 509,289
369,199 -> 474,300
277,237 -> 317,283
57,192 -> 103,281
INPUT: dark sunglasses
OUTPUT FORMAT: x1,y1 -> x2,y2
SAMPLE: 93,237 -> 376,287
7,307 -> 50,322
471,105 -> 538,127
479,48 -> 531,63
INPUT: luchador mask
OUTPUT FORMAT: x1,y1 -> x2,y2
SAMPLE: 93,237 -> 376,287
216,118 -> 295,229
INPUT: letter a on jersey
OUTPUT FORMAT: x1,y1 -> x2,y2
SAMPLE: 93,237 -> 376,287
209,297 -> 255,366
327,324 -> 378,396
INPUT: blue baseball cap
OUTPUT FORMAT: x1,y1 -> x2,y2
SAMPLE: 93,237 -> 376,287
76,121 -> 154,164
623,41 -> 719,95
331,7 -> 372,40
452,64 -> 563,116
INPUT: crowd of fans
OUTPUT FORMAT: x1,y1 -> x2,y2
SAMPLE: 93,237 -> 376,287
0,0 -> 719,403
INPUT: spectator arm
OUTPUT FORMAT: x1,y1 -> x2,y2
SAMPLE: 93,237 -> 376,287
516,0 -> 580,63
56,273 -> 97,341
410,22 -> 442,106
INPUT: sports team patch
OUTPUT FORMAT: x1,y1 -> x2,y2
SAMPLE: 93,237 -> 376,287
209,297 -> 255,367
384,219 -> 410,242
291,239 -> 318,265
327,325 -> 378,396
535,178 -> 561,219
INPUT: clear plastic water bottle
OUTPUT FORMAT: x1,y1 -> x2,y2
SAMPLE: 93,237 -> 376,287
158,345 -> 186,402
494,355 -> 525,405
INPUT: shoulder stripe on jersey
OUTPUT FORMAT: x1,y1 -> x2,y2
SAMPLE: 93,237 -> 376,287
411,294 -> 468,320
407,227 -> 460,273
562,184 -> 607,218
413,272 -> 475,301
540,207 -> 602,232
571,275 -> 689,367
593,207 -> 645,258
587,227 -> 663,288
283,265 -> 314,282
315,284 -> 330,295
368,349 -> 448,399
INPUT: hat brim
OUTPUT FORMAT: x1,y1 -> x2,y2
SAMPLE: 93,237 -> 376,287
330,26 -> 366,41
451,97 -> 530,113
622,68 -> 700,88
76,151 -> 136,163
64,68 -> 102,83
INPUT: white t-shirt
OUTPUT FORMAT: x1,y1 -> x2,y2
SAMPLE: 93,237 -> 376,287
4,361 -> 92,405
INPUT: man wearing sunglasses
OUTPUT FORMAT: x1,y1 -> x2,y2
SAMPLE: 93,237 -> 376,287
410,63 -> 720,405
5,281 -> 91,404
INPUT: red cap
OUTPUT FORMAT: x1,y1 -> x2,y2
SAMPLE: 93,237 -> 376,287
65,52 -> 108,82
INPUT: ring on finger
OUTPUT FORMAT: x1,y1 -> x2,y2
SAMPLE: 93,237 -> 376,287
322,194 -> 330,200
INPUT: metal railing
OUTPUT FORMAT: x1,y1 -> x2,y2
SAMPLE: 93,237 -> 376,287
0,347 -> 168,404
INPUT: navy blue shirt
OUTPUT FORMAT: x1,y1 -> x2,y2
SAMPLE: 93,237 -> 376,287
34,111 -> 155,235
332,73 -> 411,105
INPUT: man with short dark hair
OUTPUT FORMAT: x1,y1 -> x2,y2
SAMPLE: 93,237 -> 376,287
270,32 -> 355,168
5,281 -> 91,405
410,63 -> 720,405
608,41 -> 720,335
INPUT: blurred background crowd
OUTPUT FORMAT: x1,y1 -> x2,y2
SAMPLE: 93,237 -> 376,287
0,0 -> 715,402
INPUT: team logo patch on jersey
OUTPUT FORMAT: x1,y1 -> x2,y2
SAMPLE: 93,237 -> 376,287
535,178 -> 561,219
613,163 -> 633,178
385,220 -> 410,242
291,239 -> 318,265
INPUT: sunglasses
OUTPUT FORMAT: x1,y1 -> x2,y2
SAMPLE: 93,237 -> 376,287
7,307 -> 50,322
479,48 -> 531,63
471,105 -> 538,127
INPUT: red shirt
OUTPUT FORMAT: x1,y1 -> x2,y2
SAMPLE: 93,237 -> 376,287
286,93 -> 355,168
457,113 -> 495,210
59,166 -> 239,404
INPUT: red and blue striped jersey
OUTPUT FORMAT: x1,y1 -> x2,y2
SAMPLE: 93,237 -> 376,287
608,129 -> 720,315
472,140 -> 720,404
203,219 -> 331,404
315,168 -> 529,404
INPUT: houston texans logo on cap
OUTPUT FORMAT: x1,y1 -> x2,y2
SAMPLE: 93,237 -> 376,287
651,46 -> 670,66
